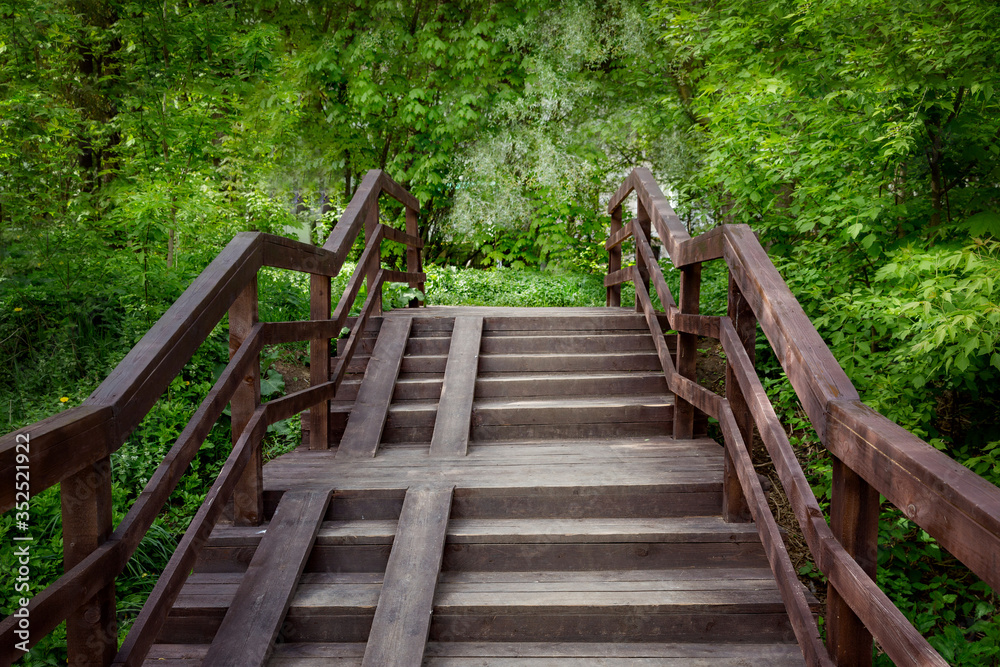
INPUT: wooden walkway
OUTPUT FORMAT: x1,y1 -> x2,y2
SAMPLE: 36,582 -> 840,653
144,307 -> 816,666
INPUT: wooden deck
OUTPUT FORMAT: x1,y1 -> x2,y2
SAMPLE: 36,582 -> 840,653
144,307 -> 816,666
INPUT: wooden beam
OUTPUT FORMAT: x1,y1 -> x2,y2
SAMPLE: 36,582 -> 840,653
603,266 -> 634,288
607,207 -> 623,307
365,197 -> 382,317
361,485 -> 453,667
405,206 -> 424,307
202,489 -> 331,667
62,456 -> 116,666
309,273 -> 332,451
722,271 -> 752,523
381,222 -> 424,249
674,262 -> 702,439
634,199 -> 651,314
604,219 -> 633,250
431,317 -> 483,457
230,276 -> 263,525
337,317 -> 412,459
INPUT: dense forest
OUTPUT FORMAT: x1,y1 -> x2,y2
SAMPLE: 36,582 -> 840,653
1,0 -> 999,663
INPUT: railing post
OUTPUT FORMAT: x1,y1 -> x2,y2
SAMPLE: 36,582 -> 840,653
406,205 -> 423,307
723,271 -> 753,522
309,273 -> 331,450
607,205 -> 622,307
62,456 -> 116,666
229,276 -> 263,525
634,200 -> 651,313
828,456 -> 879,666
674,262 -> 702,439
366,197 -> 382,316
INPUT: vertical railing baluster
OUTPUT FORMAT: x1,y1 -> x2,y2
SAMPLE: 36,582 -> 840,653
723,271 -> 753,522
674,263 -> 702,439
229,276 -> 263,525
634,200 -> 651,313
406,204 -> 423,307
608,205 -> 622,307
828,458 -> 879,666
62,456 -> 116,666
366,197 -> 382,317
309,273 -> 331,450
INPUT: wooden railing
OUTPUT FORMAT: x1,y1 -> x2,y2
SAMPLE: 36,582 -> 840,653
0,170 -> 424,666
605,167 -> 1000,667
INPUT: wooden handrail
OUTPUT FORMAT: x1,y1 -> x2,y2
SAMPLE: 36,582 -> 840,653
0,170 -> 422,665
605,166 -> 1000,665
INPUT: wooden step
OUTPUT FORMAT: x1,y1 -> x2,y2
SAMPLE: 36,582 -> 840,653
428,568 -> 804,643
479,351 -> 663,373
475,371 -> 667,398
478,332 -> 669,355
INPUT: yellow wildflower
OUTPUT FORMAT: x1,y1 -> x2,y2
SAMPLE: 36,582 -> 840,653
59,397 -> 69,403
13,307 -> 22,312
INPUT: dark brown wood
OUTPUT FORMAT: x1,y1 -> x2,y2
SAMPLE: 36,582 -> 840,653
634,199 -> 651,314
634,228 -> 676,310
721,316 -> 945,667
670,310 -> 721,339
431,317 -> 483,457
405,206 -> 424,306
90,233 -> 264,445
260,233 -> 343,276
377,170 -> 420,210
229,276 -> 263,526
113,407 -> 268,666
62,456 -> 116,667
337,317 -> 412,459
365,197 -> 382,317
607,206 -> 623,307
723,271 -> 753,523
309,273 -> 332,451
604,218 -> 633,250
0,405 -> 114,512
380,222 -> 424,249
322,170 -> 381,253
718,401 -> 833,667
827,399 -> 1000,594
674,262 -> 702,440
361,485 -> 453,667
722,224 -> 859,441
633,276 -> 677,378
827,457 -> 879,667
381,269 -> 426,284
202,489 -> 331,667
671,375 -> 720,420
603,267 -> 634,288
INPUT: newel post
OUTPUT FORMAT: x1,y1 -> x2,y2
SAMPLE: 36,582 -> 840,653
229,275 -> 263,525
405,204 -> 423,307
366,196 -> 382,316
723,271 -> 753,522
607,205 -> 622,307
674,263 -> 702,439
827,457 -> 879,665
62,456 -> 116,665
634,200 -> 651,313
309,272 -> 331,450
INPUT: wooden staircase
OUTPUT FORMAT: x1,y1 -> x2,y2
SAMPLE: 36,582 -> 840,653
144,307 -> 816,666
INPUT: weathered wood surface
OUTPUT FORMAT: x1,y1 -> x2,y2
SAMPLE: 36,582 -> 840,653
230,276 -> 263,525
674,262 -> 701,439
202,489 -> 330,666
337,318 -> 413,458
361,486 -> 453,667
430,317 -> 483,456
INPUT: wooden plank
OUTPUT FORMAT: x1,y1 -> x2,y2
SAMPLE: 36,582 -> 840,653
380,222 -> 424,249
827,457 -> 878,667
323,170 -> 380,254
603,266 -> 634,288
720,318 -> 948,667
90,232 -> 264,444
231,276 -> 263,525
361,485 -> 453,667
405,206 -> 424,306
202,489 -> 331,667
113,407 -> 269,667
377,170 -> 420,210
62,456 -> 117,666
723,271 -> 753,523
421,641 -> 807,664
260,233 -> 343,276
604,218 -> 633,250
0,404 -> 113,512
635,199 -> 651,314
431,317 -> 483,456
310,273 -> 332,451
674,262 -> 701,439
365,197 -> 382,317
719,400 -> 833,667
337,318 -> 412,459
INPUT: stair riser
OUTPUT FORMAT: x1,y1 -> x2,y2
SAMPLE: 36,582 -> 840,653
441,542 -> 767,572
450,486 -> 722,519
471,403 -> 673,427
474,374 -> 667,398
427,612 -> 798,643
479,335 -> 672,355
480,354 -> 663,373
470,421 -> 674,442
